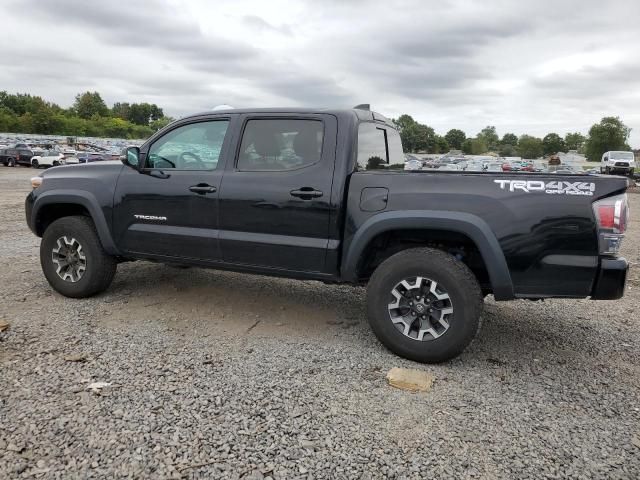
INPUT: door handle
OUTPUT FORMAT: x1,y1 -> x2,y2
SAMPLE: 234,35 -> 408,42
189,184 -> 217,194
290,187 -> 323,199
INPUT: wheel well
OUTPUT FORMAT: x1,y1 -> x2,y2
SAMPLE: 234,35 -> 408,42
357,229 -> 492,293
35,204 -> 92,236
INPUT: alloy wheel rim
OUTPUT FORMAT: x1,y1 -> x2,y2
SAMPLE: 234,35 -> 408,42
387,276 -> 453,341
51,236 -> 86,282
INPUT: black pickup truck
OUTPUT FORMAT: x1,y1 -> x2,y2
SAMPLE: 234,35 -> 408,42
25,107 -> 630,362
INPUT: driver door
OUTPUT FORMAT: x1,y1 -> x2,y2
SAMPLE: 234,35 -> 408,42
113,117 -> 234,262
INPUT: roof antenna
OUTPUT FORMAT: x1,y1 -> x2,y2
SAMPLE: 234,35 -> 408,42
353,104 -> 370,110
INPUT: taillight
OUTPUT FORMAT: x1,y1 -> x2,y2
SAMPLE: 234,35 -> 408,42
593,193 -> 629,254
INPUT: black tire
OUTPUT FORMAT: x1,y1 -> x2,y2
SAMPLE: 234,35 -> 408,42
52,160 -> 60,167
40,216 -> 117,298
7,157 -> 15,167
605,167 -> 610,175
366,247 -> 483,363
32,159 -> 39,168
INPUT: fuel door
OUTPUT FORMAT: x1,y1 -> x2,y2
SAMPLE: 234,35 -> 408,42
359,187 -> 389,212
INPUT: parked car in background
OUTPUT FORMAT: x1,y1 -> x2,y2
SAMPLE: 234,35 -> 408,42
463,161 -> 484,172
404,158 -> 423,171
486,162 -> 503,172
30,150 -> 64,168
76,152 -> 106,163
502,162 -> 515,172
0,146 -> 34,167
601,151 -> 635,175
519,162 -> 534,172
439,163 -> 462,171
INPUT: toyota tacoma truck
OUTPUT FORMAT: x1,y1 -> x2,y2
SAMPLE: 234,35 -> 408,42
25,107 -> 631,363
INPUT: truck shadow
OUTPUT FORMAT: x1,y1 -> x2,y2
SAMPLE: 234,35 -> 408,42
103,262 -> 628,372
106,262 -> 367,337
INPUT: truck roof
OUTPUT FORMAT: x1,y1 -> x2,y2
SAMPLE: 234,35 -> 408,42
184,107 -> 396,128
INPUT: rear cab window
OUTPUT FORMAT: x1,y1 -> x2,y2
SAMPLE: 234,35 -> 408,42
357,122 -> 404,171
237,119 -> 324,171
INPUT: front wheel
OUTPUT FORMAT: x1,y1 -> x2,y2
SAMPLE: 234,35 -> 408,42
366,247 -> 483,363
7,157 -> 15,167
40,216 -> 117,298
32,159 -> 39,168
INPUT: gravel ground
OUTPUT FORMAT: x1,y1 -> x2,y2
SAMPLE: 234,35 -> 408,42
1,166 -> 639,479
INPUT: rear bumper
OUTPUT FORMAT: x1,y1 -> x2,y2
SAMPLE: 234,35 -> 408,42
591,257 -> 628,300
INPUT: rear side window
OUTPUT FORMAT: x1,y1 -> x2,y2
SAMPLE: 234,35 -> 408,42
237,119 -> 324,171
357,122 -> 405,170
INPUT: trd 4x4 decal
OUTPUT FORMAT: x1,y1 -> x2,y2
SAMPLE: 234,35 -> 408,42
494,179 -> 595,196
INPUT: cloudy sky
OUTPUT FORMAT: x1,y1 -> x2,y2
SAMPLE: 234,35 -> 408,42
1,0 -> 639,146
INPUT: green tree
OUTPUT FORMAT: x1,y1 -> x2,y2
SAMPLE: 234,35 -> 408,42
444,128 -> 466,150
501,133 -> 518,146
462,137 -> 488,155
564,132 -> 586,151
517,135 -> 543,159
392,115 -> 437,152
366,156 -> 385,170
478,126 -> 499,151
150,116 -> 174,131
434,135 -> 449,154
542,133 -> 567,155
111,102 -> 131,120
585,117 -> 631,161
73,91 -> 108,119
498,143 -> 518,157
127,102 -> 165,125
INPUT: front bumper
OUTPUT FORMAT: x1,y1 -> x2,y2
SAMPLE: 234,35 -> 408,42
591,257 -> 628,300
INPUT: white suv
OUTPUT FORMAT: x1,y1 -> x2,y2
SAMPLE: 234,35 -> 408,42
601,151 -> 635,175
30,150 -> 64,169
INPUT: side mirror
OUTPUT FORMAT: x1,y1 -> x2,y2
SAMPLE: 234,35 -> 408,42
121,146 -> 141,170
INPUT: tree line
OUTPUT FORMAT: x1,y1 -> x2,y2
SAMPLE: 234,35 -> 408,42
394,114 -> 632,161
0,91 -> 174,139
0,90 -> 633,160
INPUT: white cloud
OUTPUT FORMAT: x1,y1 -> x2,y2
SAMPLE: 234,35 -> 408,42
1,0 -> 639,146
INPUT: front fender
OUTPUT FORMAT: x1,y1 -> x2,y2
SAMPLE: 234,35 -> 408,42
31,189 -> 121,256
341,210 -> 515,300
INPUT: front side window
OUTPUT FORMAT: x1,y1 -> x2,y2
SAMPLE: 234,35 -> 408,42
237,119 -> 323,171
147,120 -> 229,170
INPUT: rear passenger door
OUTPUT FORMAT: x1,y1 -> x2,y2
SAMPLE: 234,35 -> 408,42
218,114 -> 337,273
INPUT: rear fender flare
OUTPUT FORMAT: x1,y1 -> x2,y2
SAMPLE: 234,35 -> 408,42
342,210 -> 514,300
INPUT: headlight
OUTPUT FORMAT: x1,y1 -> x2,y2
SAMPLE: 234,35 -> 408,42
30,176 -> 43,189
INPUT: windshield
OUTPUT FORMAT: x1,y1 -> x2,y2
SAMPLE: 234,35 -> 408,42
610,151 -> 634,160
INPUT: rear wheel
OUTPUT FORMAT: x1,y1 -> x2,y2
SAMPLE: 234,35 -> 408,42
366,247 -> 483,363
7,157 -> 15,167
40,216 -> 117,298
52,160 -> 60,167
